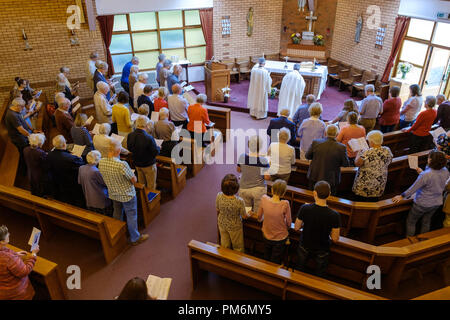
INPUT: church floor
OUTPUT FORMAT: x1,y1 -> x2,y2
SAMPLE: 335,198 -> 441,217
193,80 -> 362,120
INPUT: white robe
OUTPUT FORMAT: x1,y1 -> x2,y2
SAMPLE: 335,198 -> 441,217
247,65 -> 272,119
277,70 -> 305,117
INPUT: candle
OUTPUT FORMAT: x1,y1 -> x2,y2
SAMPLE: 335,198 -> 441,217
22,29 -> 27,40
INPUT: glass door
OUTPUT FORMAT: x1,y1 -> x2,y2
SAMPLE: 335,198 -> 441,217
422,47 -> 450,97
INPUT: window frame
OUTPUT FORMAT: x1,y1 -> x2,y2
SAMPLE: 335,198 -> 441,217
394,19 -> 450,88
110,10 -> 206,74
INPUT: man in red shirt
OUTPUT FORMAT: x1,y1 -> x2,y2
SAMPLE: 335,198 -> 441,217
187,94 -> 211,146
403,96 -> 437,154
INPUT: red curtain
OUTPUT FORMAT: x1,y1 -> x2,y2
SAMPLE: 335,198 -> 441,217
381,16 -> 410,83
199,8 -> 213,61
96,15 -> 115,77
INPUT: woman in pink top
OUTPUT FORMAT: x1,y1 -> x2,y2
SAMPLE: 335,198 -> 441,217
336,112 -> 366,166
257,179 -> 291,264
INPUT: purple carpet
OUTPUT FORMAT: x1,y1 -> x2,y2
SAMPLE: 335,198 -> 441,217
193,80 -> 362,121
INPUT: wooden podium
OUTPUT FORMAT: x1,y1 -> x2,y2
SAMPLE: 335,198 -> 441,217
204,62 -> 230,102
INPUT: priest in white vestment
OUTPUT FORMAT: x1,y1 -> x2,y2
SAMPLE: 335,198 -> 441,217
277,63 -> 306,117
247,58 -> 272,119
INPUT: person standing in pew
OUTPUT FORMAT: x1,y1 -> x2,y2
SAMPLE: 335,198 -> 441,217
47,135 -> 85,208
305,124 -> 350,195
78,151 -> 112,216
71,113 -> 94,160
292,95 -> 317,131
154,108 -> 177,157
93,61 -> 112,100
402,96 -> 437,154
168,84 -> 189,128
127,116 -> 160,191
435,94 -> 450,131
257,179 -> 291,264
297,103 -> 326,159
121,56 -> 139,96
267,108 -> 297,147
187,94 -> 211,147
4,98 -> 32,163
358,84 -> 382,133
352,130 -> 393,202
99,139 -> 149,246
54,98 -> 74,144
23,133 -> 49,197
137,85 -> 155,112
336,112 -> 366,166
216,174 -> 249,253
154,87 -> 169,113
393,150 -> 449,236
0,225 -> 39,300
379,86 -> 402,133
399,84 -> 423,129
294,181 -> 340,277
112,91 -> 133,148
94,81 -> 113,125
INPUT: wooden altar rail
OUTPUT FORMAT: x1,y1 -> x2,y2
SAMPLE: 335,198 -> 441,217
241,219 -> 450,295
188,240 -> 385,300
7,244 -> 66,300
289,150 -> 431,199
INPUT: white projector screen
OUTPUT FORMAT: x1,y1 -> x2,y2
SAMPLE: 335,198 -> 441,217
96,0 -> 213,15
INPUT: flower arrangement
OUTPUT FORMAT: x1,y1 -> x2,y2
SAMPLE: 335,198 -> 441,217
398,62 -> 412,79
222,86 -> 231,102
313,34 -> 324,46
269,87 -> 279,99
290,32 -> 301,44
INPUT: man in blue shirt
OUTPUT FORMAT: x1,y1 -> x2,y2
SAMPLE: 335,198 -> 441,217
167,64 -> 182,94
121,56 -> 139,95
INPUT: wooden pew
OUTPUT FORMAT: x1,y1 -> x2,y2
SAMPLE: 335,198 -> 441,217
289,150 -> 430,199
188,240 -> 385,300
413,286 -> 450,300
156,155 -> 187,199
135,183 -> 161,228
265,181 -> 412,243
7,244 -> 66,300
0,185 -> 128,264
382,126 -> 438,158
205,104 -> 231,142
241,219 -> 450,295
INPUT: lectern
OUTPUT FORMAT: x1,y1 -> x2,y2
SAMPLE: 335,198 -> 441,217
204,62 -> 230,102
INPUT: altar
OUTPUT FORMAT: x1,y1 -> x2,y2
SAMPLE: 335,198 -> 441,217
262,60 -> 328,100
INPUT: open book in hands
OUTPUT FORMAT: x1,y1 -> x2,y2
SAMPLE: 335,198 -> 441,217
348,137 -> 369,152
146,275 -> 172,300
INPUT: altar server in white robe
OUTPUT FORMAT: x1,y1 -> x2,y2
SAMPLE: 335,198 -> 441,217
248,58 -> 272,119
277,63 -> 305,117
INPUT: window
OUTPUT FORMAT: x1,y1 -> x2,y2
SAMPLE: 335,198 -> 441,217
110,10 -> 206,73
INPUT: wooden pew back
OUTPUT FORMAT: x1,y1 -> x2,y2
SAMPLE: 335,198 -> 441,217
189,240 -> 385,300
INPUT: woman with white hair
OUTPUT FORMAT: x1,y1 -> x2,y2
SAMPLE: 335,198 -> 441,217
352,130 -> 393,201
78,150 -> 112,216
187,94 -> 211,145
267,127 -> 296,182
128,65 -> 139,107
93,123 -> 113,158
23,133 -> 49,197
94,81 -> 113,124
71,113 -> 94,159
154,107 -> 177,157
297,102 -> 326,160
133,73 -> 148,108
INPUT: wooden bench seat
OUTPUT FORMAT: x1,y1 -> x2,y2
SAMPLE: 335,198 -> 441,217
7,244 -> 66,300
0,185 -> 128,264
135,184 -> 161,227
241,219 -> 450,295
156,155 -> 187,199
413,286 -> 450,300
188,240 -> 385,300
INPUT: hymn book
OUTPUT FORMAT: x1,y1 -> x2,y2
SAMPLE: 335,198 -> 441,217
71,145 -> 85,158
28,227 -> 41,252
130,113 -> 140,122
151,111 -> 160,122
184,85 -> 194,92
348,137 -> 369,152
111,134 -> 124,144
146,275 -> 172,300
72,103 -> 82,114
71,96 -> 80,105
91,123 -> 101,135
408,155 -> 419,170
85,116 -> 94,126
155,139 -> 164,148
430,127 -> 446,141
338,122 -> 348,130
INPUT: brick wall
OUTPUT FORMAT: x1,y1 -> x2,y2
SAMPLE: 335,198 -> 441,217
213,0 -> 283,60
280,0 -> 337,56
330,0 -> 401,76
0,0 -> 105,103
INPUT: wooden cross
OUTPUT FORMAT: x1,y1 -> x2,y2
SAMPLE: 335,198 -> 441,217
305,11 -> 317,32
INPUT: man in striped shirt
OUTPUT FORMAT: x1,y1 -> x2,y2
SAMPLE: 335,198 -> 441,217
98,139 -> 149,246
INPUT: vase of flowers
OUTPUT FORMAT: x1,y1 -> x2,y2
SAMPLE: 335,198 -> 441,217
290,33 -> 301,44
313,34 -> 324,46
222,87 -> 231,103
269,87 -> 279,99
398,62 -> 412,79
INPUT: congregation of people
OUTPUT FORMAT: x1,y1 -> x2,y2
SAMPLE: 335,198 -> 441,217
5,53 -> 214,251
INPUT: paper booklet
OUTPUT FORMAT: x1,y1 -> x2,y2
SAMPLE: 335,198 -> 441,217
206,121 -> 215,127
146,275 -> 172,300
72,103 -> 81,114
71,96 -> 80,105
338,122 -> 348,130
408,155 -> 419,170
28,227 -> 41,252
430,127 -> 446,141
151,111 -> 160,122
131,113 -> 140,122
92,123 -> 101,135
245,207 -> 252,215
111,133 -> 124,144
184,85 -> 194,92
180,81 -> 187,87
85,115 -> 94,126
155,139 -> 164,148
71,145 -> 86,158
348,137 -> 369,152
